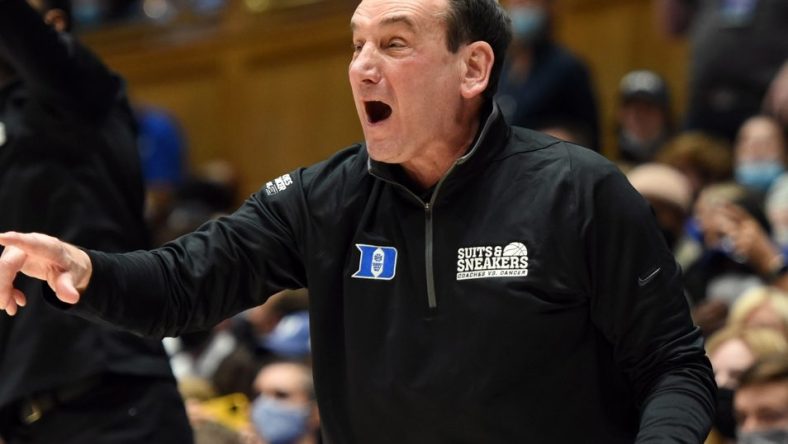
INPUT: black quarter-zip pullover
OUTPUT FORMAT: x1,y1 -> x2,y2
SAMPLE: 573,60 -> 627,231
71,102 -> 715,443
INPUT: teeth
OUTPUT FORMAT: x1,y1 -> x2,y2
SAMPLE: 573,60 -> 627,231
365,101 -> 392,123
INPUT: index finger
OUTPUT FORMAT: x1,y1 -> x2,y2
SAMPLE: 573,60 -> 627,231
0,232 -> 66,264
0,245 -> 27,312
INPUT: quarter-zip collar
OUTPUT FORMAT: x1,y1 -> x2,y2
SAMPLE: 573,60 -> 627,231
366,100 -> 511,197
364,100 -> 511,313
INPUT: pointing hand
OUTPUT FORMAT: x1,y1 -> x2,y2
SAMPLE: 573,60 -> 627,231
0,232 -> 92,315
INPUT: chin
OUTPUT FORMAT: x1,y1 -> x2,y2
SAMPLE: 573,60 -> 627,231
365,141 -> 400,164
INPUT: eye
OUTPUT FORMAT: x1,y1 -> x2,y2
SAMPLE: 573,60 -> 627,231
352,40 -> 364,53
386,38 -> 406,49
272,389 -> 292,400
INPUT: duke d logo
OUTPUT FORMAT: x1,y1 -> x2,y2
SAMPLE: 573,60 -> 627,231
353,244 -> 398,280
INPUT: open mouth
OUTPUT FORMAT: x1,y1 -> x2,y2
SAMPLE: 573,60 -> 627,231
364,101 -> 392,124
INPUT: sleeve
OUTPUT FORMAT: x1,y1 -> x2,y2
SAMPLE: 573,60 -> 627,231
579,158 -> 716,443
58,177 -> 309,338
0,0 -> 118,116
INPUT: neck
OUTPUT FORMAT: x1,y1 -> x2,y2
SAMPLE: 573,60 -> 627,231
400,104 -> 484,189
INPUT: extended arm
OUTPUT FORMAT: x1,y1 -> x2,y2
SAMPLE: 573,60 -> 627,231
0,187 -> 308,336
581,162 -> 715,443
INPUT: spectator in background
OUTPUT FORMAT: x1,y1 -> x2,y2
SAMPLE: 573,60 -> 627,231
626,163 -> 692,252
657,0 -> 788,142
0,0 -> 192,442
251,362 -> 319,444
734,114 -> 788,194
764,62 -> 788,126
705,326 -> 787,443
729,286 -> 788,337
687,183 -> 788,337
193,421 -> 243,444
735,353 -> 788,443
766,174 -> 788,255
164,318 -> 260,400
496,0 -> 600,150
164,289 -> 311,401
179,381 -> 257,444
684,184 -> 776,323
657,131 -> 732,198
154,159 -> 238,245
232,289 -> 310,365
136,105 -> 187,230
617,70 -> 673,165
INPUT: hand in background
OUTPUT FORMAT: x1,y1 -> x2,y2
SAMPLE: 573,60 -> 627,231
713,203 -> 781,276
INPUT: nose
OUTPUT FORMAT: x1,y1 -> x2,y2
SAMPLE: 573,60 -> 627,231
349,44 -> 381,85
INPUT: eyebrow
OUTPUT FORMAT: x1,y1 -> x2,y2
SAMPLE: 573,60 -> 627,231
350,14 -> 417,32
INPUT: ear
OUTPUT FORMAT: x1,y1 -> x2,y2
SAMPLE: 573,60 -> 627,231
43,9 -> 68,33
460,41 -> 494,100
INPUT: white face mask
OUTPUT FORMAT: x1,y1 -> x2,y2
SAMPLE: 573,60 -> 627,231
737,427 -> 788,444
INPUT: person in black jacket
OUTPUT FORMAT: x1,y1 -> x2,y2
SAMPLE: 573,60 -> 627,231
495,0 -> 600,151
0,0 -> 715,442
0,0 -> 192,442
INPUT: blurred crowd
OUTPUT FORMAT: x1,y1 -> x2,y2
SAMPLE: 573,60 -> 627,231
135,114 -> 319,443
618,1 -> 787,442
130,0 -> 788,443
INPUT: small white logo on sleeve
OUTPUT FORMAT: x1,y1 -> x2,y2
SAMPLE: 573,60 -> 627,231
456,241 -> 529,280
264,173 -> 293,196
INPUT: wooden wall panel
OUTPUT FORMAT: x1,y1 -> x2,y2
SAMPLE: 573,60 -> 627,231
81,0 -> 690,194
131,72 -> 228,170
553,0 -> 688,156
83,4 -> 362,198
231,51 -> 359,196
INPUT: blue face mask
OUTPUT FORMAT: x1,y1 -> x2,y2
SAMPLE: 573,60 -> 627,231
251,395 -> 311,444
735,161 -> 785,192
737,427 -> 788,444
509,6 -> 547,44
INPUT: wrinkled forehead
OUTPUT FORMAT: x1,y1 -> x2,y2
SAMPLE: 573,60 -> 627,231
736,382 -> 788,407
740,117 -> 785,142
351,0 -> 449,31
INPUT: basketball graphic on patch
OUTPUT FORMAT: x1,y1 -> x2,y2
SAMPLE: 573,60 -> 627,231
502,242 -> 528,257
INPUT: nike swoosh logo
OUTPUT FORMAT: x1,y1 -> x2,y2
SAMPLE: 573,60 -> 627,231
638,267 -> 661,287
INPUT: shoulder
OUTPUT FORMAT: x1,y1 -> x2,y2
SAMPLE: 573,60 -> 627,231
507,127 -> 608,168
504,127 -> 624,191
300,143 -> 369,190
254,143 -> 370,204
